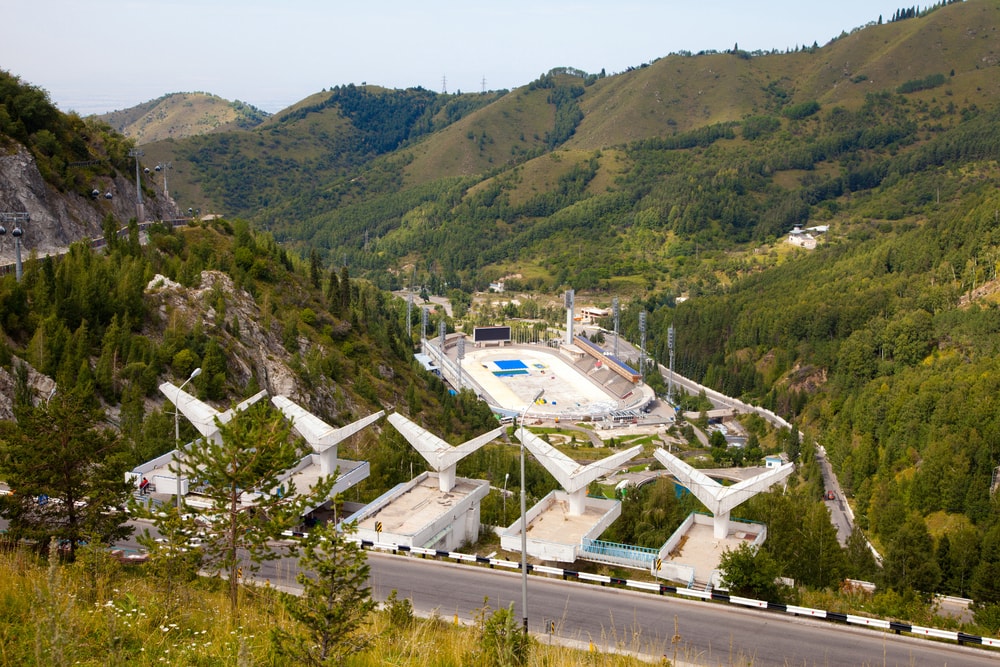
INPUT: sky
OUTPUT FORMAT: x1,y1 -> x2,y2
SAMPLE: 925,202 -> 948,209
4,1 -> 900,116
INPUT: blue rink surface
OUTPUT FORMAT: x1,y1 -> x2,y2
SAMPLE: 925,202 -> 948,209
494,359 -> 528,371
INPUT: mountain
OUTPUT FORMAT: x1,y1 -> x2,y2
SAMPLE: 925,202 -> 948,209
3,0 -> 1000,618
0,70 -> 179,264
132,0 -> 999,289
97,92 -> 270,143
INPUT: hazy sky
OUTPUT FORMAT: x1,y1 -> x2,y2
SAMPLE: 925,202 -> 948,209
4,1 -> 898,116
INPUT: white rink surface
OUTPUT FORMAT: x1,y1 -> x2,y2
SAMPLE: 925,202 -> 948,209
461,345 -> 618,416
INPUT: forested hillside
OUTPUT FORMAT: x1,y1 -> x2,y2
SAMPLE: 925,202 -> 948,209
139,0 -> 1000,616
0,213 -> 497,492
3,0 -> 1000,630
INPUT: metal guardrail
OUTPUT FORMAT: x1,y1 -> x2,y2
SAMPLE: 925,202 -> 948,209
580,538 -> 657,568
279,531 -> 1000,651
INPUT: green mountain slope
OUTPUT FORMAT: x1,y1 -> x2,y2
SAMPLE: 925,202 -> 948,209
97,92 -> 270,143
136,2 -> 999,291
4,0 -> 1000,618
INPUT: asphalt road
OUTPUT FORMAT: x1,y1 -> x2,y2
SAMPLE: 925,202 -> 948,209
245,546 -> 996,667
6,520 -> 989,665
361,552 -> 995,667
816,446 -> 854,546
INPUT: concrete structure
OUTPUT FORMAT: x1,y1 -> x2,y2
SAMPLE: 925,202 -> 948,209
131,388 -> 381,514
500,490 -> 623,562
161,383 -> 268,444
352,473 -> 489,552
787,224 -> 828,249
271,395 -> 384,502
424,340 -> 655,422
519,427 -> 641,515
656,512 -> 766,587
653,448 -> 794,539
387,413 -> 503,492
499,427 -> 642,563
348,414 -> 501,552
128,385 -> 268,497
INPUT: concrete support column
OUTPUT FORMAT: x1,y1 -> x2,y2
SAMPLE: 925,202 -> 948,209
713,510 -> 731,539
567,488 -> 587,516
439,466 -> 456,493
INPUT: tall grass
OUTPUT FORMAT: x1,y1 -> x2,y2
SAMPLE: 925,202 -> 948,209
0,545 -> 682,666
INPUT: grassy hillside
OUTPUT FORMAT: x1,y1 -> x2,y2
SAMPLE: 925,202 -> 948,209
4,0 -> 1000,621
130,2 -> 999,287
97,92 -> 269,143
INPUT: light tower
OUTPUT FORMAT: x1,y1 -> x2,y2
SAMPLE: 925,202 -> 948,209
0,212 -> 29,282
407,291 -> 413,340
612,296 -> 620,358
667,324 -> 676,404
639,310 -> 647,381
564,289 -> 575,345
129,148 -> 144,222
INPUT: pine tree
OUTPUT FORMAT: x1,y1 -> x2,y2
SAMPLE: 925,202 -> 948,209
0,387 -> 134,559
309,249 -> 322,289
339,265 -> 351,314
169,401 -> 335,616
273,520 -> 376,665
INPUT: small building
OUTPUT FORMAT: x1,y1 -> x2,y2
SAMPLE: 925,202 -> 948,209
765,455 -> 784,469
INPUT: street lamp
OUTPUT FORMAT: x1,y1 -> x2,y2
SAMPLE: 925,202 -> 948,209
174,367 -> 202,510
519,388 -> 544,636
503,472 -> 510,520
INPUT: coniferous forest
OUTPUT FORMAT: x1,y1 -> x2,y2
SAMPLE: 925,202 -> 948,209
2,0 -> 1000,651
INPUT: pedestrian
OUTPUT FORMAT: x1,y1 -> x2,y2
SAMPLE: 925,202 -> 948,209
139,477 -> 150,495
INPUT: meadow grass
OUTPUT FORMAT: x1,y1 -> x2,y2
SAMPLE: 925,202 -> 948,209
0,545 -> 675,666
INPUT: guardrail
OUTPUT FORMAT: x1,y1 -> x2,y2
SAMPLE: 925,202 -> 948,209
0,218 -> 194,276
279,530 -> 1000,651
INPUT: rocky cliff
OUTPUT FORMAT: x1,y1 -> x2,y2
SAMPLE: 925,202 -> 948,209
0,146 -> 179,266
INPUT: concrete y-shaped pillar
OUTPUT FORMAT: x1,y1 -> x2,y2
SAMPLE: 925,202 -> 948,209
271,396 -> 384,476
160,383 -> 268,444
654,448 -> 794,539
519,427 -> 642,515
388,413 -> 503,492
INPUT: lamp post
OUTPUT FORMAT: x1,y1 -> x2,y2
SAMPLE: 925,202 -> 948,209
519,388 -> 544,636
503,472 -> 509,520
174,367 -> 202,511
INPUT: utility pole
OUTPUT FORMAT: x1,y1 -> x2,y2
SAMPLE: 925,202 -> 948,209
129,148 -> 144,221
0,212 -> 29,282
